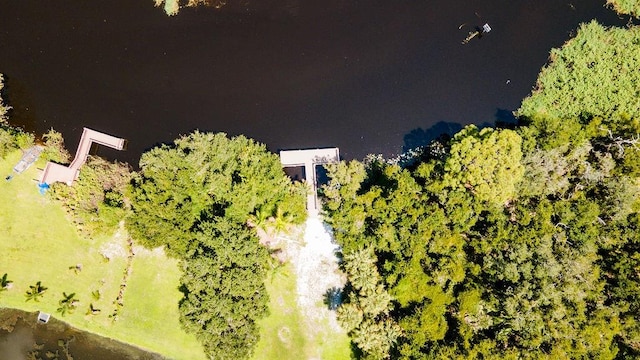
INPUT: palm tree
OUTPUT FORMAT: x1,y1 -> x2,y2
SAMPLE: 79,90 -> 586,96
0,273 -> 12,292
57,292 -> 79,316
272,206 -> 294,236
24,281 -> 47,302
86,303 -> 101,316
248,207 -> 270,230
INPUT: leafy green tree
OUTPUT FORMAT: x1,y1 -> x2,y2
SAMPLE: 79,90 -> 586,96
86,303 -> 101,316
25,281 -> 47,302
0,74 -> 33,158
50,156 -> 132,236
179,219 -> 269,360
56,292 -> 79,316
518,22 -> 640,123
442,125 -> 524,207
337,248 -> 402,360
41,128 -> 71,164
606,0 -> 640,17
127,131 -> 304,258
0,273 -> 12,292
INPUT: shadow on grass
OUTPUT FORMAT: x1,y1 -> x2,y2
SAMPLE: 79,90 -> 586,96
323,286 -> 343,311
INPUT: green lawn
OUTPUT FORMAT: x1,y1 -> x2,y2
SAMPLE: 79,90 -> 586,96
253,262 -> 351,360
0,150 -> 206,360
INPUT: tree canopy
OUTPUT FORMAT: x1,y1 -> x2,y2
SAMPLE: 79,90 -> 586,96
126,131 -> 305,359
323,20 -> 640,359
607,0 -> 640,17
0,74 -> 33,158
517,22 -> 640,123
127,131 -> 305,258
324,127 -> 640,358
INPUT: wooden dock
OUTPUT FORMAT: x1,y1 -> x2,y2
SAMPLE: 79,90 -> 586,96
280,148 -> 339,216
40,128 -> 126,185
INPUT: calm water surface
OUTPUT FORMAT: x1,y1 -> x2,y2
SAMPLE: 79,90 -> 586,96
0,0 -> 630,165
0,308 -> 164,359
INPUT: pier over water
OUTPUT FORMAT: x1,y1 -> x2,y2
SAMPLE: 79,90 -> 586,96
280,148 -> 339,217
40,128 -> 126,185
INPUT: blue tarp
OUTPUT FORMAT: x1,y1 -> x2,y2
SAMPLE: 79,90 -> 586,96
38,182 -> 50,195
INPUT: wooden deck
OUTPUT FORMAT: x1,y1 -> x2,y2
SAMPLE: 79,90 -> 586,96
40,128 -> 126,185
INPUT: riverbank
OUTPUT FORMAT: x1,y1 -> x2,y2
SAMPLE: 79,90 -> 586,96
0,149 -> 206,360
0,308 -> 165,359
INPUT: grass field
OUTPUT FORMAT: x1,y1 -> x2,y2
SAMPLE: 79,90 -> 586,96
0,150 -> 206,360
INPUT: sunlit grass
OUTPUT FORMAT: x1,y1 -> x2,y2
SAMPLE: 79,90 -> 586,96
253,262 -> 351,360
253,263 -> 307,360
0,150 -> 205,360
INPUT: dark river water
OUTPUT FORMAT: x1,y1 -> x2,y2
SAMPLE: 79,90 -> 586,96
0,0 -> 631,165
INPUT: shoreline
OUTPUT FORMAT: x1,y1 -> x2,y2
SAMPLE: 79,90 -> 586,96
0,308 -> 166,359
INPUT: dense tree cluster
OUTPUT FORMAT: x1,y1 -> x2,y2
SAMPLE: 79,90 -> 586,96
325,22 -> 640,360
50,156 -> 132,236
517,22 -> 640,123
325,123 -> 640,359
126,131 -> 306,359
607,0 -> 640,17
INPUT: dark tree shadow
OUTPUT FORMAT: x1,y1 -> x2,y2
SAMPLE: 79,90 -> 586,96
494,108 -> 518,128
402,121 -> 463,152
323,286 -> 343,311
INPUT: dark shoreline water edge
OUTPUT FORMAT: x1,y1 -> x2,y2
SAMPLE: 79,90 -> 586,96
0,308 -> 165,360
0,0 -> 633,166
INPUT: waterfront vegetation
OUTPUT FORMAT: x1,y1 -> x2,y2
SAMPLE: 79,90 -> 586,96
518,21 -> 640,124
323,22 -> 640,359
126,131 -> 307,359
0,150 -> 206,359
607,0 -> 640,17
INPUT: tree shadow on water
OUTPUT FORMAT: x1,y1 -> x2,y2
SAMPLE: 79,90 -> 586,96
403,112 -> 517,154
494,108 -> 518,128
402,121 -> 463,152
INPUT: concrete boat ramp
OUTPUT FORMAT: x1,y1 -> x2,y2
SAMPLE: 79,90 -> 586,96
280,148 -> 340,217
13,145 -> 43,174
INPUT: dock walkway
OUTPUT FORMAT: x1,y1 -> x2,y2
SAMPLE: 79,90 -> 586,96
40,128 -> 126,185
280,148 -> 339,217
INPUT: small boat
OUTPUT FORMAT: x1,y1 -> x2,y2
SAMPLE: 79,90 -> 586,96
462,23 -> 491,44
